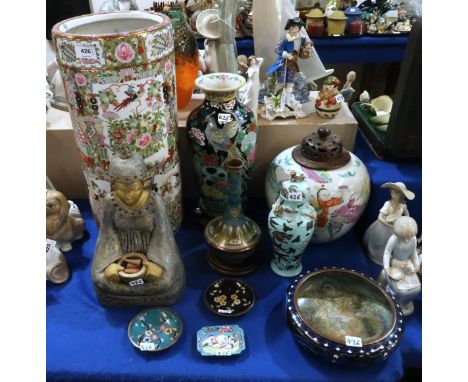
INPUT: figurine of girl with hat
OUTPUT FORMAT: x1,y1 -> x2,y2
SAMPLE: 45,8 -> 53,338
363,182 -> 415,266
265,17 -> 313,109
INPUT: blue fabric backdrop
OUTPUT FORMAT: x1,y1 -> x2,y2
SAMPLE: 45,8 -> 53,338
46,133 -> 421,381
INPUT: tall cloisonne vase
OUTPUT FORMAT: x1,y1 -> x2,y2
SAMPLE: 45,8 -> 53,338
52,12 -> 183,231
268,173 -> 317,277
204,158 -> 261,275
163,4 -> 199,109
186,73 -> 258,221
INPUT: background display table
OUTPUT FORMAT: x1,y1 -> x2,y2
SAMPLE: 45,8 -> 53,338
198,36 -> 410,64
46,133 -> 421,381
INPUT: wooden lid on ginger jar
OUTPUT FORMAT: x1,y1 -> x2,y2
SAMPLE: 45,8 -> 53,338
292,127 -> 351,170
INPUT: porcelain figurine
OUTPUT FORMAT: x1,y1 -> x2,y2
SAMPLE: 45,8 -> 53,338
268,172 -> 317,277
315,76 -> 342,118
266,127 -> 370,243
262,17 -> 314,120
204,158 -> 261,275
363,182 -> 415,266
378,216 -> 421,316
238,55 -> 263,118
46,190 -> 85,252
196,0 -> 240,74
99,0 -> 138,12
186,73 -> 258,221
92,150 -> 185,307
46,240 -> 70,284
340,70 -> 356,103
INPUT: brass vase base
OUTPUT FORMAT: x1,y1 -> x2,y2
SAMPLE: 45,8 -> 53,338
206,250 -> 257,276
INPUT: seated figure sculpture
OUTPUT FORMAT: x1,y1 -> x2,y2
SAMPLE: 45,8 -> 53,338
92,150 -> 185,307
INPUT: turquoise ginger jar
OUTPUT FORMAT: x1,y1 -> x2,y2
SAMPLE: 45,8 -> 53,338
268,172 -> 317,277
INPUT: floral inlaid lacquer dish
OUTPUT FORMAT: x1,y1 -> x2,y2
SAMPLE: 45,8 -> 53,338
128,308 -> 182,352
197,325 -> 246,356
286,268 -> 404,364
204,278 -> 255,317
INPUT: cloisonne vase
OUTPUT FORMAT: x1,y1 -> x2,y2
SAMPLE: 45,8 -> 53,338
268,173 -> 317,277
186,73 -> 258,220
52,12 -> 182,231
163,3 -> 199,109
204,158 -> 261,276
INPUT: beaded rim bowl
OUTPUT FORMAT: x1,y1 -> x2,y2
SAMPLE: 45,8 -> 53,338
286,268 -> 404,364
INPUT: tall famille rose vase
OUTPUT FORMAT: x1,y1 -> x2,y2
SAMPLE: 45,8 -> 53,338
52,11 -> 182,231
186,73 -> 258,220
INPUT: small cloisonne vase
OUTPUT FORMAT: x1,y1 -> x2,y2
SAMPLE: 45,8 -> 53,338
186,73 -> 258,220
268,174 -> 317,277
204,158 -> 261,275
163,4 -> 199,109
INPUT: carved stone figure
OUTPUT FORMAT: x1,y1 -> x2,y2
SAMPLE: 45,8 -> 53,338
92,150 -> 185,307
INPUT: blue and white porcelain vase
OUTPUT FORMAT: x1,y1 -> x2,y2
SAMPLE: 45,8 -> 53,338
268,172 -> 317,277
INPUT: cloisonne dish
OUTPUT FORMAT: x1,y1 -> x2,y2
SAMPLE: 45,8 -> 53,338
204,278 -> 255,317
197,325 -> 246,356
128,308 -> 183,352
286,268 -> 404,364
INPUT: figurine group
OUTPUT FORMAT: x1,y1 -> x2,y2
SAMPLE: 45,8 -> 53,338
363,182 -> 421,315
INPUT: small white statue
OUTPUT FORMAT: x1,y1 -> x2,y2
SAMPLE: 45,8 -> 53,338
238,55 -> 264,118
46,240 -> 70,284
363,182 -> 414,265
46,190 -> 85,252
378,216 -> 421,316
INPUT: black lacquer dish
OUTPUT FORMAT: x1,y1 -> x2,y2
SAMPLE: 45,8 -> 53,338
204,278 -> 255,317
286,268 -> 404,365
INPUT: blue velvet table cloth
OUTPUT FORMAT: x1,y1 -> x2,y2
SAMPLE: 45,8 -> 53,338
46,133 -> 421,381
198,36 -> 409,64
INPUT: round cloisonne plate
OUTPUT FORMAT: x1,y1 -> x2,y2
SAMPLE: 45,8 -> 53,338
204,278 -> 255,317
128,308 -> 183,352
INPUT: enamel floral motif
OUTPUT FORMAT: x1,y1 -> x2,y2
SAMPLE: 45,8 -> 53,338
53,13 -> 182,230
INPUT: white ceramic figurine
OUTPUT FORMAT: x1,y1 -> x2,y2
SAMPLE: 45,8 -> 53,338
378,216 -> 421,316
363,182 -> 414,265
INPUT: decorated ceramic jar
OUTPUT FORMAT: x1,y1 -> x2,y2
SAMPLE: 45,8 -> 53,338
265,127 -> 371,243
52,12 -> 182,231
286,268 -> 404,364
305,6 -> 325,37
327,11 -> 348,35
186,73 -> 258,220
345,5 -> 365,35
268,173 -> 317,277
